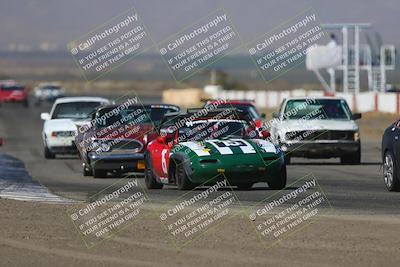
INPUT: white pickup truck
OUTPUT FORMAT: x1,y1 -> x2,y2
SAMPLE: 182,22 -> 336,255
270,96 -> 362,164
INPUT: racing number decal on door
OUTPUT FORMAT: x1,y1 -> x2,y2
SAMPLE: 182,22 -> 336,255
161,148 -> 168,175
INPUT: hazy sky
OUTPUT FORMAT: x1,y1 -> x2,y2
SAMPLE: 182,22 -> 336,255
0,0 -> 399,50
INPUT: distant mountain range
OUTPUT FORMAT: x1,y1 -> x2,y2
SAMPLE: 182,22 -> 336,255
0,0 -> 399,52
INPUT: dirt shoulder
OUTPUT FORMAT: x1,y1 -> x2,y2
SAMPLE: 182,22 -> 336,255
1,199 -> 399,267
357,111 -> 398,141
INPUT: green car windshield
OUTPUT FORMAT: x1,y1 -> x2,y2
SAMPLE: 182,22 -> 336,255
177,120 -> 251,142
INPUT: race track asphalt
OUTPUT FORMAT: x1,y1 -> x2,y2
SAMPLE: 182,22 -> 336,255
1,98 -> 399,215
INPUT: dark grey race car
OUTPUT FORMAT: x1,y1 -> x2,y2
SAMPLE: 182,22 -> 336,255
382,119 -> 400,191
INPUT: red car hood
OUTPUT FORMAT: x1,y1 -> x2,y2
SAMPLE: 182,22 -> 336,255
0,90 -> 27,100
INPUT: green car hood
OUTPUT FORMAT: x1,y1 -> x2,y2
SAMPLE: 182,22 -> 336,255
173,138 -> 278,157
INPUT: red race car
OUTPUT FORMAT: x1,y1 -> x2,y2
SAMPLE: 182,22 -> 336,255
0,80 -> 29,107
204,99 -> 265,129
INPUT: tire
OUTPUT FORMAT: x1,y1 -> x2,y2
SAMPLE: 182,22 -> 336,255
175,163 -> 194,190
284,155 -> 291,165
237,183 -> 253,190
268,164 -> 287,190
383,151 -> 400,192
44,146 -> 55,159
93,168 -> 107,178
83,163 -> 93,176
144,157 -> 163,189
340,146 -> 361,165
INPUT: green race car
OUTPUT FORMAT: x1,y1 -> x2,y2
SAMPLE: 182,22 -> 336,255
145,109 -> 287,190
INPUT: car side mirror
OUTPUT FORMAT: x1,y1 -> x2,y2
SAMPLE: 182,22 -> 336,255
40,112 -> 50,120
352,113 -> 362,120
157,134 -> 175,145
272,112 -> 279,119
157,136 -> 166,144
260,130 -> 270,139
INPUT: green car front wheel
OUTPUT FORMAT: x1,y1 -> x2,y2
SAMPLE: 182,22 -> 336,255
267,165 -> 287,190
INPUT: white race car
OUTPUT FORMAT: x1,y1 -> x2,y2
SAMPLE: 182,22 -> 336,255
270,96 -> 362,164
41,97 -> 110,159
